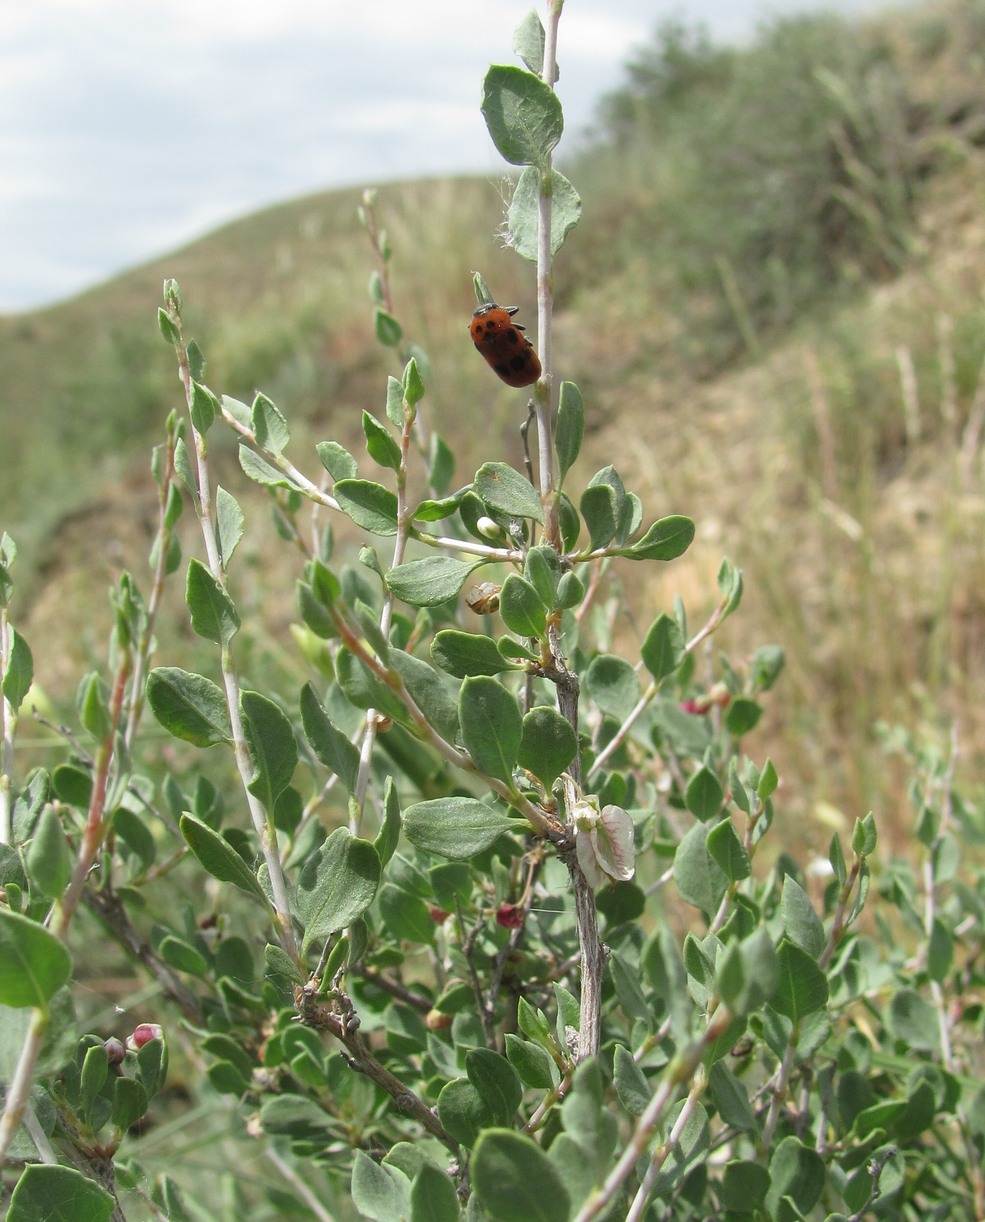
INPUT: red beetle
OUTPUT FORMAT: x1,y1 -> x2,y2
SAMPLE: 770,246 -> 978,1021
469,303 -> 541,388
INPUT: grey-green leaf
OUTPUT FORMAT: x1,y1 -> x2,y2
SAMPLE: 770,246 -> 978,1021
475,462 -> 544,524
517,706 -> 577,789
147,667 -> 232,747
472,1129 -> 570,1222
185,558 -> 239,645
179,814 -> 266,902
334,479 -> 399,536
459,676 -> 522,786
481,65 -> 564,169
299,682 -> 360,795
297,827 -> 381,953
403,797 -> 515,859
0,911 -> 71,1008
507,166 -> 582,261
240,690 -> 298,811
387,556 -> 484,607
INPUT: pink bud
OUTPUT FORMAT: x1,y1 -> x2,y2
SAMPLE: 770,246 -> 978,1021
127,1023 -> 163,1051
496,903 -> 525,929
104,1038 -> 126,1066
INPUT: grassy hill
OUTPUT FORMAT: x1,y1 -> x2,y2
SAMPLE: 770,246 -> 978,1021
5,0 -> 985,852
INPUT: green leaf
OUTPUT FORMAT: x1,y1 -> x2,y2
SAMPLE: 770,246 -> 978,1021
555,381 -> 584,485
707,817 -> 751,881
411,495 -> 462,523
517,706 -> 577,789
613,1044 -> 652,1116
214,486 -> 245,569
555,571 -> 584,610
77,672 -> 110,741
410,1164 -> 459,1222
580,483 -> 618,550
716,927 -> 778,1017
674,822 -> 728,920
352,1150 -> 411,1221
927,916 -> 954,983
376,777 -> 401,869
481,65 -> 563,169
112,1074 -> 149,1130
513,11 -> 545,74
391,648 -> 460,743
185,559 -> 239,644
252,392 -> 290,453
432,630 -> 515,678
467,1048 -> 523,1126
499,574 -> 548,638
887,988 -> 940,1052
297,827 -> 381,952
472,1129 -> 571,1222
616,515 -> 695,561
334,479 -> 399,536
505,1034 -> 556,1090
721,1160 -> 771,1210
686,767 -> 725,821
1,625 -> 33,710
402,357 -> 425,407
709,1062 -> 758,1133
238,445 -> 300,490
147,667 -> 231,746
609,951 -> 652,1025
437,1079 -> 492,1148
179,814 -> 266,901
299,683 -> 359,795
363,410 -> 402,471
475,461 -> 544,523
403,797 -> 515,859
335,649 -> 405,722
641,613 -> 684,682
316,440 -> 358,480
765,1137 -> 825,1217
387,556 -> 483,607
189,379 -> 217,433
8,1164 -> 114,1222
80,1043 -> 108,1115
772,938 -> 829,1022
507,166 -> 582,261
781,877 -> 826,959
725,697 -> 762,736
459,676 -> 522,786
378,885 -> 436,944
585,654 -> 639,720
0,911 -> 71,1008
524,545 -> 561,609
25,806 -> 72,898
240,690 -> 298,811
374,308 -> 403,347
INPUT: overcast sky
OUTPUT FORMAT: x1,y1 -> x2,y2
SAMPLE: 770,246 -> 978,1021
1,0 -> 895,314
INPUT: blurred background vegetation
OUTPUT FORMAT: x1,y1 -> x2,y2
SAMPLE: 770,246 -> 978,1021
4,0 -> 985,864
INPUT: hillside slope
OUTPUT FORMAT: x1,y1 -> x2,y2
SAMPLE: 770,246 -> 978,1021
5,0 -> 985,845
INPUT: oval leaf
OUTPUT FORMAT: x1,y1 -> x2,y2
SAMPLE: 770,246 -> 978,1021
481,65 -> 563,168
146,667 -> 231,747
459,676 -> 522,785
387,556 -> 483,607
472,1128 -> 570,1222
297,827 -> 381,952
179,813 -> 266,902
403,797 -> 515,860
0,911 -> 71,1008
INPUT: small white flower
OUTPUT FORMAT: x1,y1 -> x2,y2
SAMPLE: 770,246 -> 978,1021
572,797 -> 635,889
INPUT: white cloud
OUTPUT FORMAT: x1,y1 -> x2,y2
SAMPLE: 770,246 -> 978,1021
0,0 -> 900,312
